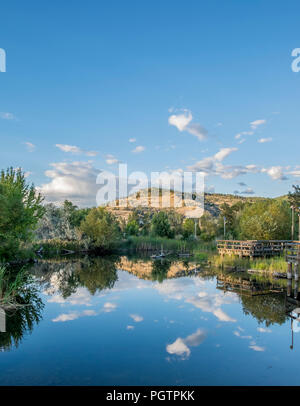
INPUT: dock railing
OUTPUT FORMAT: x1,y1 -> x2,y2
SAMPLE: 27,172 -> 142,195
217,240 -> 296,258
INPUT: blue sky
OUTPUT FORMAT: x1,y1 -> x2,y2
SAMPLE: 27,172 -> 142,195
0,0 -> 299,206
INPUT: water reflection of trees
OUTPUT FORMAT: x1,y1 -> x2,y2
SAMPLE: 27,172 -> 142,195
32,256 -> 119,298
151,259 -> 172,283
240,293 -> 287,326
0,281 -> 44,351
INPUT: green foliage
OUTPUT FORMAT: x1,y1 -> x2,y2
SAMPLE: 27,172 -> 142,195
0,168 -> 44,259
166,210 -> 184,236
63,200 -> 90,228
35,201 -> 91,241
218,202 -> 245,238
182,218 -> 200,239
200,213 -> 218,241
125,219 -> 140,236
151,211 -> 174,238
288,185 -> 300,211
238,200 -> 290,240
80,207 -> 121,251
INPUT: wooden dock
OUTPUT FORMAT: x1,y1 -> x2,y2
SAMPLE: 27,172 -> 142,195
217,240 -> 296,259
217,273 -> 284,296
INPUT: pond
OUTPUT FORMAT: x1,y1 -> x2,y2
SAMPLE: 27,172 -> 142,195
0,255 -> 299,386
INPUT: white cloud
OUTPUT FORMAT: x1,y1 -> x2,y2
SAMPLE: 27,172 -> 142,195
130,314 -> 144,322
129,138 -> 136,143
52,309 -> 97,322
168,110 -> 192,131
258,137 -> 272,143
0,112 -> 15,120
214,147 -> 238,162
24,142 -> 36,152
132,145 -> 145,154
257,327 -> 272,333
262,166 -> 288,181
250,119 -> 266,130
213,308 -> 237,323
126,325 -> 135,330
52,312 -> 79,322
168,109 -> 207,141
102,302 -> 117,312
249,344 -> 265,352
55,144 -> 98,157
105,154 -> 120,165
187,147 -> 239,177
38,161 -> 100,207
166,338 -> 191,358
166,328 -> 206,359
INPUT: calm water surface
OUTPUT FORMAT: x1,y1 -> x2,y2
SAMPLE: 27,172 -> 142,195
0,255 -> 299,386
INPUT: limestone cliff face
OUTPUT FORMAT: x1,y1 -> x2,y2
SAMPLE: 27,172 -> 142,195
117,256 -> 196,280
106,188 -> 266,222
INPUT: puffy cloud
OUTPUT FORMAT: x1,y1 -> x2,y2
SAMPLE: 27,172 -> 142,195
257,327 -> 272,333
250,119 -> 266,130
213,309 -> 237,323
168,109 -> 207,141
38,161 -> 100,207
102,302 -> 117,312
261,166 -> 288,181
166,328 -> 206,359
166,338 -> 190,358
258,137 -> 272,143
55,144 -> 98,157
132,145 -> 145,154
168,110 -> 192,131
52,310 -> 97,322
52,312 -> 79,322
130,314 -> 144,322
129,138 -> 136,143
249,344 -> 265,352
214,147 -> 238,162
187,147 -> 238,174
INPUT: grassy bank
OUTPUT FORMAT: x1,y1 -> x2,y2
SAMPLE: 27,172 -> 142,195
212,254 -> 287,273
0,266 -> 28,306
121,236 -> 217,255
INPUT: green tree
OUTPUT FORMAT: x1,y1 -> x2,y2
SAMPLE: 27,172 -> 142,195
125,219 -> 140,236
79,207 -> 121,251
288,185 -> 300,239
239,200 -> 290,240
0,168 -> 44,258
218,202 -> 245,238
182,218 -> 200,239
151,211 -> 174,238
200,213 -> 218,241
166,210 -> 184,236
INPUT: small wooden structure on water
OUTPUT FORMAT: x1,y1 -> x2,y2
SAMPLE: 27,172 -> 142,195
217,273 -> 284,296
217,240 -> 292,259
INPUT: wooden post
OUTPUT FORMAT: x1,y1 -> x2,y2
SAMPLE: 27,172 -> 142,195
287,262 -> 293,280
294,280 -> 299,300
287,278 -> 292,297
294,263 -> 299,282
0,308 -> 5,333
292,206 -> 295,241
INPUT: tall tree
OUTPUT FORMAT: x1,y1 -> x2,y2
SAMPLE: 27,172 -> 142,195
288,185 -> 300,240
0,168 -> 44,258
